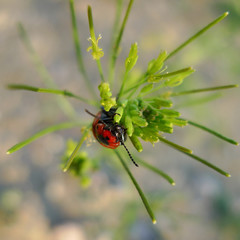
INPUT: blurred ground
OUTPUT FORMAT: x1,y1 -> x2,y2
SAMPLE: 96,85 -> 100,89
1,0 -> 240,239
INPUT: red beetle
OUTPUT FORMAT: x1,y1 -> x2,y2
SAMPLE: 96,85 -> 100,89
86,108 -> 138,167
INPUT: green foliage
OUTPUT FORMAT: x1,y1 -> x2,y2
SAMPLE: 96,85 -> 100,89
98,82 -> 116,111
61,140 -> 98,187
7,0 -> 238,224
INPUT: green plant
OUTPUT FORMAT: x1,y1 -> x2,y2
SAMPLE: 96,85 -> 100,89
7,0 -> 238,223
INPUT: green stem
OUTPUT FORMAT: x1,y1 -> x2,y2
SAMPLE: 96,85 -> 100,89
115,150 -> 157,224
174,93 -> 222,109
108,0 -> 124,86
109,0 -> 135,84
155,67 -> 194,79
7,84 -> 97,105
63,125 -> 91,172
180,118 -> 239,145
6,121 -> 87,154
17,23 -> 76,118
117,71 -> 129,99
171,84 -> 238,96
69,0 -> 98,100
87,6 -> 105,83
126,74 -> 147,99
159,137 -> 231,177
158,136 -> 193,154
137,158 -> 175,185
126,67 -> 193,99
166,12 -> 229,60
182,152 -> 231,177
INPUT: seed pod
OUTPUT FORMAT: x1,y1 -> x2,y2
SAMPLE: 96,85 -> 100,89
130,135 -> 143,152
124,115 -> 133,136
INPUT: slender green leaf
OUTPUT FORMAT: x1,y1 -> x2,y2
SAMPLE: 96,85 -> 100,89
159,136 -> 231,177
69,0 -> 97,99
63,125 -> 91,172
109,0 -> 135,84
166,12 -> 229,60
137,158 -> 175,185
17,23 -> 76,118
182,152 -> 231,177
115,150 -> 157,224
158,136 -> 193,154
108,0 -> 124,85
171,84 -> 238,96
7,122 -> 87,154
87,6 -> 105,82
7,84 -> 96,105
181,118 -> 239,145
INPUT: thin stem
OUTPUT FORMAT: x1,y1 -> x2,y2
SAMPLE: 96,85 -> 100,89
171,84 -> 239,96
7,84 -> 97,105
115,150 -> 157,224
158,136 -> 193,154
108,0 -> 124,86
69,0 -> 98,100
180,118 -> 239,146
109,0 -> 135,84
159,136 -> 231,177
96,59 -> 105,83
137,158 -> 175,185
125,74 -> 147,99
87,6 -> 105,83
182,152 -> 231,177
126,67 -> 193,99
155,67 -> 194,79
63,124 -> 91,172
174,93 -> 222,109
6,122 -> 87,154
166,12 -> 229,60
17,23 -> 76,118
117,71 -> 128,99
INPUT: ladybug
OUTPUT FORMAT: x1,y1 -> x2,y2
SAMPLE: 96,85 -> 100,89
86,108 -> 138,167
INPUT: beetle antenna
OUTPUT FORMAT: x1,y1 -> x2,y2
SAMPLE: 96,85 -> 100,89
85,109 -> 98,118
85,109 -> 111,127
121,141 -> 139,167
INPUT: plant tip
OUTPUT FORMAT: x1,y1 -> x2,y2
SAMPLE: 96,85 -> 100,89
152,219 -> 157,224
171,182 -> 176,186
225,11 -> 229,16
226,173 -> 231,178
6,151 -> 10,155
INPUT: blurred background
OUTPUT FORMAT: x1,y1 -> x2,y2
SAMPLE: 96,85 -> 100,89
1,0 -> 239,239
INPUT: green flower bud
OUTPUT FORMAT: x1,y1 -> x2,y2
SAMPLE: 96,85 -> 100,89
130,135 -> 143,152
98,83 -> 116,111
124,115 -> 133,136
147,51 -> 167,75
159,109 -> 180,117
125,42 -> 138,72
132,116 -> 148,127
114,107 -> 124,123
87,34 -> 104,60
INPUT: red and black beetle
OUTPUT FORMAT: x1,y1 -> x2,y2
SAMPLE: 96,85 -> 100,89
86,108 -> 138,167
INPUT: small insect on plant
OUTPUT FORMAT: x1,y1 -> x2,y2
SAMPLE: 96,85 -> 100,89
7,0 -> 239,224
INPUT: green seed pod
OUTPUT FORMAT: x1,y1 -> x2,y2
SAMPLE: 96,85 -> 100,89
124,115 -> 133,136
114,106 -> 124,123
129,109 -> 141,116
158,125 -> 173,133
133,127 -> 143,137
132,116 -> 148,127
130,135 -> 143,152
152,98 -> 172,108
159,109 -> 180,117
140,83 -> 153,94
